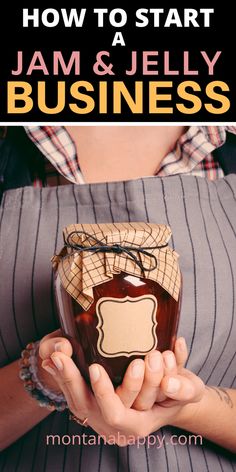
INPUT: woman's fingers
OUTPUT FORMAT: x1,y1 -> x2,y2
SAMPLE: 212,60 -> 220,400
132,351 -> 164,410
116,359 -> 145,408
161,371 -> 205,403
89,363 -> 155,437
89,364 -> 126,427
39,335 -> 73,360
42,356 -> 161,440
43,352 -> 93,418
162,350 -> 178,376
174,337 -> 188,368
115,340 -> 189,410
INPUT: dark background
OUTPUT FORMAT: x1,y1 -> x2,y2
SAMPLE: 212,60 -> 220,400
0,1 -> 234,122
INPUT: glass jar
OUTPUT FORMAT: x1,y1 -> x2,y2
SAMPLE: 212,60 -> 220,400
54,271 -> 181,386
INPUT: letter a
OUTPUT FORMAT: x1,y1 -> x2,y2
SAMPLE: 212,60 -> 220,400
112,32 -> 125,46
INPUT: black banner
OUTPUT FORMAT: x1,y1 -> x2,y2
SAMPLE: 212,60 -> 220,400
0,2 -> 234,121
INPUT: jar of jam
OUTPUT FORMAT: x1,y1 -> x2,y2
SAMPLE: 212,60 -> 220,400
52,222 -> 182,386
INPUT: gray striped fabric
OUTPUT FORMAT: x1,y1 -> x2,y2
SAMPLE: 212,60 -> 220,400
0,174 -> 235,471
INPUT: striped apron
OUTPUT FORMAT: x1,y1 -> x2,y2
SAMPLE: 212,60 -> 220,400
0,174 -> 235,471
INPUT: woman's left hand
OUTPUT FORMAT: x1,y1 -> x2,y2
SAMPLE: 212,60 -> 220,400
118,337 -> 205,426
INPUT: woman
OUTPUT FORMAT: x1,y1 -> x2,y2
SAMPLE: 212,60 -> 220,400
0,125 -> 235,470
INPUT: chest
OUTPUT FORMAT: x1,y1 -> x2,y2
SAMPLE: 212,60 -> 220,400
65,126 -> 186,183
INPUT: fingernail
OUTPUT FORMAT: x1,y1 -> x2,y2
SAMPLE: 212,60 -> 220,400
148,351 -> 161,372
89,364 -> 100,382
51,355 -> 63,371
166,377 -> 180,393
42,363 -> 57,376
178,338 -> 186,351
164,353 -> 176,370
55,342 -> 63,352
131,361 -> 144,378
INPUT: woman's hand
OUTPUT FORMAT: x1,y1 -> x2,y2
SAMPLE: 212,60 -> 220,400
37,330 -> 68,392
116,337 -> 205,429
131,338 -> 205,416
39,334 -> 204,445
39,334 -> 154,445
39,333 -> 157,444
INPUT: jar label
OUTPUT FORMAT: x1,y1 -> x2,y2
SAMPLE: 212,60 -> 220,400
96,295 -> 158,358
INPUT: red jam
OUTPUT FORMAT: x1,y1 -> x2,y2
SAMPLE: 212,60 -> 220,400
55,271 -> 181,386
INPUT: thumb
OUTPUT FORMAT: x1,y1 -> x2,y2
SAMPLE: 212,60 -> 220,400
39,335 -> 73,360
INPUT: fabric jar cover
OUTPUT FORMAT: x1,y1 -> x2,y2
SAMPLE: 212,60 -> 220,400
52,222 -> 181,310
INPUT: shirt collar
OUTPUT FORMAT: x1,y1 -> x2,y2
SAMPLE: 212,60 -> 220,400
25,125 -> 236,183
157,126 -> 236,176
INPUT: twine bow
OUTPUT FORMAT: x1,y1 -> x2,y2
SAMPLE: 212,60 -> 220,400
64,230 -> 168,275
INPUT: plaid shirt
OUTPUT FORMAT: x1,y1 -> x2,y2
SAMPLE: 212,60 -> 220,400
24,126 -> 236,187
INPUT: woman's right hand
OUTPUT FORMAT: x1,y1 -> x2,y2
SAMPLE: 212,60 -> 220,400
38,330 -> 73,393
39,333 -> 165,445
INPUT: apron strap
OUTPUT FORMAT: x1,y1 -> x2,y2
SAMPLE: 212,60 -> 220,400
213,131 -> 236,175
0,127 -> 45,202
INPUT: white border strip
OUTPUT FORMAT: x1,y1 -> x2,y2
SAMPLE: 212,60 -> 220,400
2,122 -> 236,126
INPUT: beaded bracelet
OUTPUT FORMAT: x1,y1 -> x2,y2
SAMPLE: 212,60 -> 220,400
19,341 -> 68,411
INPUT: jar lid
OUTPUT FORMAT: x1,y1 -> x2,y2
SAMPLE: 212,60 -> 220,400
52,222 -> 181,310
